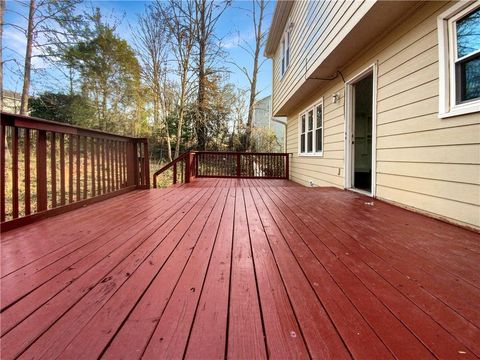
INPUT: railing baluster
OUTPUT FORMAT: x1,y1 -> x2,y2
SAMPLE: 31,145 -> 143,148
1,113 -> 150,230
12,127 -> 19,218
51,132 -> 56,208
96,139 -> 101,194
60,133 -> 65,206
143,141 -> 150,188
91,138 -> 96,197
37,130 -> 48,212
102,139 -> 106,194
25,129 -> 31,215
83,137 -> 88,199
114,141 -> 119,190
0,124 -> 5,221
76,135 -> 81,202
69,134 -> 74,203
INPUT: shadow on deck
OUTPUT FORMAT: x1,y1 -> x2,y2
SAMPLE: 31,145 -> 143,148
1,178 -> 479,359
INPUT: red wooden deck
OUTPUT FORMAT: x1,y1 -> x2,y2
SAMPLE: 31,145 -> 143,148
1,178 -> 479,359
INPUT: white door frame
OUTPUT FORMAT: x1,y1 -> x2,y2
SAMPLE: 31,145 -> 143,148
344,63 -> 378,197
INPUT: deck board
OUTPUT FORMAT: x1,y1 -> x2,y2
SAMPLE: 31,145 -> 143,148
1,178 -> 479,359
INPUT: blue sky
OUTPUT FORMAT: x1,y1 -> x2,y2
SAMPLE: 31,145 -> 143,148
3,0 -> 274,99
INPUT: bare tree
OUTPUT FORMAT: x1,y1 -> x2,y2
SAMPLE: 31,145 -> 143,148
160,0 -> 196,158
135,3 -> 170,157
7,0 -> 83,114
0,0 -> 5,110
20,0 -> 35,114
232,0 -> 268,150
194,0 -> 230,150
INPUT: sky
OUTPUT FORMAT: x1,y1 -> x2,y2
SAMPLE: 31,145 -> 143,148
3,0 -> 275,99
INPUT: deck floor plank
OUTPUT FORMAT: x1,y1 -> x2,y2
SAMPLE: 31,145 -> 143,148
248,186 -> 351,359
183,188 -> 235,359
59,187 -> 228,359
271,185 -> 480,357
1,187 -> 210,359
1,188 -> 184,310
272,185 -> 480,357
226,184 -> 267,359
1,178 -> 478,360
260,186 -> 474,359
287,187 -> 480,327
0,187 -> 203,337
101,183 -> 224,360
243,187 -> 310,359
19,186 -> 217,360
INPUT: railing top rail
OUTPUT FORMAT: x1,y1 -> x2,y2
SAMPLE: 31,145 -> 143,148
1,111 -> 146,142
194,151 -> 290,156
152,150 -> 191,181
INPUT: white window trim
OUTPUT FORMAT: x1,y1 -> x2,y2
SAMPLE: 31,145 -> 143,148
298,98 -> 324,157
344,63 -> 377,197
280,27 -> 291,78
438,1 -> 480,118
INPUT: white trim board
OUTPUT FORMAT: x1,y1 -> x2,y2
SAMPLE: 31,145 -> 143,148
344,63 -> 378,197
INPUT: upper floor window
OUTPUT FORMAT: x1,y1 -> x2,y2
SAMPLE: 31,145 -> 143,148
299,100 -> 323,156
454,6 -> 480,103
438,2 -> 480,118
281,29 -> 290,77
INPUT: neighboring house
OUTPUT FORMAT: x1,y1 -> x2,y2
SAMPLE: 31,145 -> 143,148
252,95 -> 286,151
265,1 -> 480,229
2,90 -> 21,114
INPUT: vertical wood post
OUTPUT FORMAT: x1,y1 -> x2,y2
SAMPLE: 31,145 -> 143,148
25,129 -> 31,214
143,139 -> 150,188
126,140 -> 137,187
236,153 -> 241,177
285,154 -> 289,180
173,162 -> 177,185
12,127 -> 19,218
37,130 -> 48,211
1,125 -> 5,222
185,151 -> 191,184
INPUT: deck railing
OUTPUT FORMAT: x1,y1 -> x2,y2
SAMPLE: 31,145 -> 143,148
153,151 -> 289,188
1,112 -> 150,231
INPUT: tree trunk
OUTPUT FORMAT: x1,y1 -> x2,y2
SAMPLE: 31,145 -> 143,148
174,65 -> 189,158
20,0 -> 35,115
0,0 -> 5,111
196,0 -> 207,151
245,0 -> 265,151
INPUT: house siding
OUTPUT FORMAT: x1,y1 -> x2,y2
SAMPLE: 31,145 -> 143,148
280,1 -> 480,229
272,1 -> 374,115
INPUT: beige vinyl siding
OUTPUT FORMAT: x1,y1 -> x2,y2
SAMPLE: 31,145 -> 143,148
272,1 -> 373,114
280,1 -> 480,228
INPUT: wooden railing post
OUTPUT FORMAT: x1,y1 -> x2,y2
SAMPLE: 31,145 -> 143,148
236,153 -> 241,177
173,162 -> 177,185
126,140 -> 137,187
143,139 -> 150,189
37,130 -> 48,211
185,151 -> 193,183
285,154 -> 289,180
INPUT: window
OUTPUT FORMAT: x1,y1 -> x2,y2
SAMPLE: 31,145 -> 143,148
300,114 -> 306,153
281,29 -> 290,77
299,100 -> 323,156
438,2 -> 480,117
315,104 -> 323,152
454,7 -> 480,103
307,110 -> 313,153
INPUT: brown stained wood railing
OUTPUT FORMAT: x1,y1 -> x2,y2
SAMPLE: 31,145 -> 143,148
152,151 -> 289,188
195,152 -> 289,179
0,112 -> 150,232
152,151 -> 195,188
